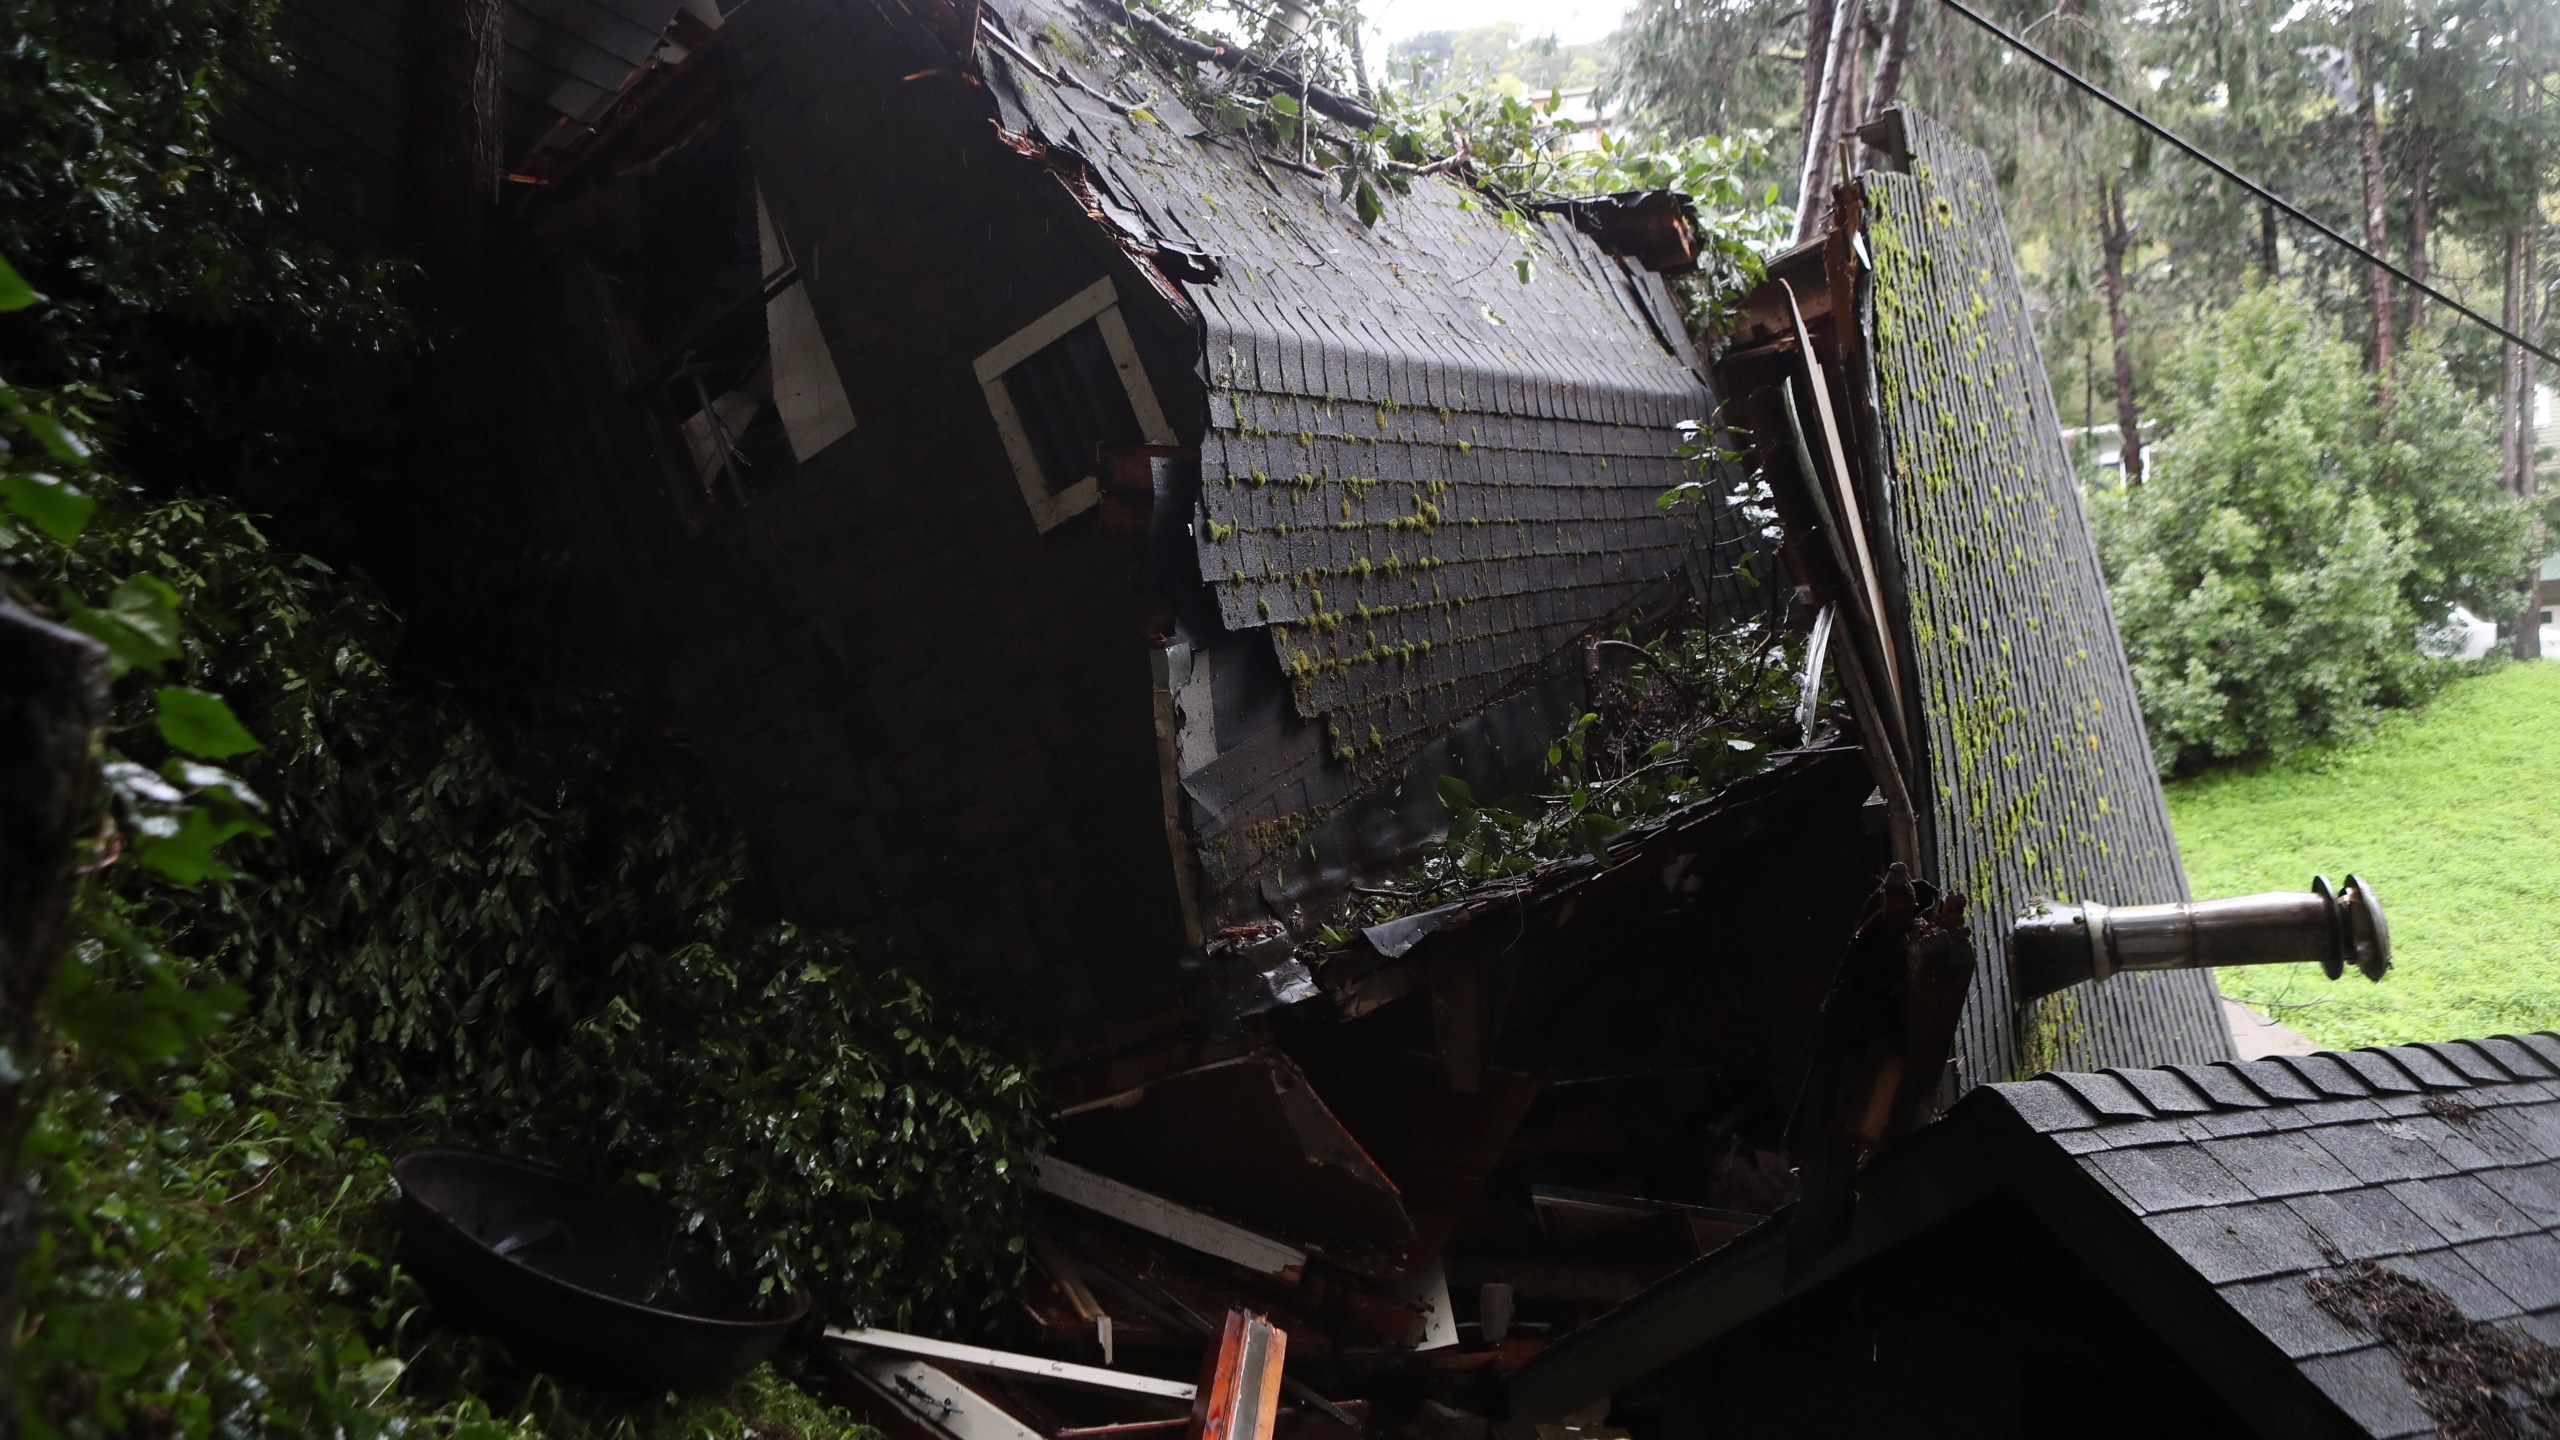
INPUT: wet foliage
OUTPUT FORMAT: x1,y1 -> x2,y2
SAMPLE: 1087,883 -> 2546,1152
1,1 -> 1040,1435
2093,284 -> 2537,772
1330,604 -> 1805,933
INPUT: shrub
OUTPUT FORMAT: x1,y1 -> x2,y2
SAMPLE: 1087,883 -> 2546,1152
41,496 -> 1047,1329
2094,284 -> 2529,772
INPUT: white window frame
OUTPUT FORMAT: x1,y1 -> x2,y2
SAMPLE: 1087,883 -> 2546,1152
973,277 -> 1176,532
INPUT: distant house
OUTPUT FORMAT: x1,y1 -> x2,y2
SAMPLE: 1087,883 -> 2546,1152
1547,86 -> 1612,153
2058,423 -> 2148,485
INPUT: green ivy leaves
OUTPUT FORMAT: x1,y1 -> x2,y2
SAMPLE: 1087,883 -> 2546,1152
0,253 -> 38,310
66,575 -> 181,673
156,686 -> 261,758
0,472 -> 92,544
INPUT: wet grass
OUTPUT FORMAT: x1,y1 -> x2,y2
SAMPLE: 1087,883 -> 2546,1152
2165,660 -> 2560,1050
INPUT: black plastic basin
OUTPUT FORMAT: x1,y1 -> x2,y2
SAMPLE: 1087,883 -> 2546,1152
394,1148 -> 811,1394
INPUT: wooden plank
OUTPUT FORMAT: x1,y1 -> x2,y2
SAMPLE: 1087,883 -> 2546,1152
825,1326 -> 1200,1401
1034,1157 -> 1308,1279
842,1356 -> 1049,1440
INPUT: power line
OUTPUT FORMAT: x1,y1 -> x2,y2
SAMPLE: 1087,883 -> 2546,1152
1931,0 -> 2559,369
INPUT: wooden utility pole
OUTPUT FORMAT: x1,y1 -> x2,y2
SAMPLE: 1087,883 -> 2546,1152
2513,223 -> 2544,661
2500,44 -> 2544,661
2354,13 -> 2395,402
2404,124 -> 2434,340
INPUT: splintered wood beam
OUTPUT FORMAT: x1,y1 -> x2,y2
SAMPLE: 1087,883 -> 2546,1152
1190,1311 -> 1286,1440
1035,1157 -> 1308,1279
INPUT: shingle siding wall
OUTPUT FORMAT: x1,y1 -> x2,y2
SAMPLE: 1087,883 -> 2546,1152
642,0 -> 1194,1045
219,0 -> 417,254
1861,108 -> 2230,1079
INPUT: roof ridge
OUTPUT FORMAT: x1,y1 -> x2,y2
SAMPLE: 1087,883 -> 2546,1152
1984,1031 -> 2560,1130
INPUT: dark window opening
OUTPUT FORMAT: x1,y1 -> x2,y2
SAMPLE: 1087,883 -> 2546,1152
1004,319 -> 1143,495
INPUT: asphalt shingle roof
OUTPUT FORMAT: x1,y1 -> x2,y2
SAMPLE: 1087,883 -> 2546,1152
1990,1034 -> 2560,1437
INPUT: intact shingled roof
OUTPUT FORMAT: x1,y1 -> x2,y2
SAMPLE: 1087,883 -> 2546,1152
1992,1034 -> 2560,1437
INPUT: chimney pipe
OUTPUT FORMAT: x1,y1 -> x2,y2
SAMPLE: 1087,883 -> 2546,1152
2009,875 -> 2389,1000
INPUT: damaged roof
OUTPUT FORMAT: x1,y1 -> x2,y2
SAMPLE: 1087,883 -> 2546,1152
974,0 -> 1741,891
1515,1032 -> 2560,1437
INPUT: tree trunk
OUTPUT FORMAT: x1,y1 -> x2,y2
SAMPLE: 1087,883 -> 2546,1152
2261,203 -> 2280,280
2100,176 -> 2144,486
2514,223 -> 2544,661
1345,15 -> 1375,104
2404,125 -> 2433,340
2502,226 -> 2527,494
1868,0 -> 1916,117
1799,0 -> 1836,163
0,601 -> 108,1417
1793,0 -> 1866,246
2354,21 -> 2394,401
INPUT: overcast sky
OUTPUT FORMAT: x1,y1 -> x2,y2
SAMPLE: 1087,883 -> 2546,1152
1362,0 -> 1629,46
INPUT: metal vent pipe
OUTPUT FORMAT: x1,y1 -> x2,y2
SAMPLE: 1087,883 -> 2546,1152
2010,875 -> 2389,1000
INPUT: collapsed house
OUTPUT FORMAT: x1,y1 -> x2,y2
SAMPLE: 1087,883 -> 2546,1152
209,0 -> 2466,1435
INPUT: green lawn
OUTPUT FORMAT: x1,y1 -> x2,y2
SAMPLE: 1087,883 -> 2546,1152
2166,659 -> 2560,1050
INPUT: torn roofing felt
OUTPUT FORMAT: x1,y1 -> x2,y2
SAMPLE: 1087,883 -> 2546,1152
507,0 -> 696,159
1515,1033 -> 2560,1439
979,0 -> 1727,774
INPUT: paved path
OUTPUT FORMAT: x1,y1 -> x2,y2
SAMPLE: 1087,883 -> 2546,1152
2220,992 -> 2318,1058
